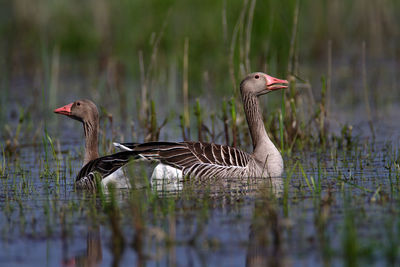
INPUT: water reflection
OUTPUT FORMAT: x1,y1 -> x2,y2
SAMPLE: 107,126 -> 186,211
153,176 -> 284,198
62,227 -> 102,267
246,194 -> 287,267
65,176 -> 285,266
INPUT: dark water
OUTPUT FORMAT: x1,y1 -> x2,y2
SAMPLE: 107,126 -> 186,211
1,117 -> 400,266
1,59 -> 400,265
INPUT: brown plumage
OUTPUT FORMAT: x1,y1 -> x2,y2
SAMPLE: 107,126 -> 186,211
55,99 -> 139,190
116,72 -> 288,180
55,72 -> 287,190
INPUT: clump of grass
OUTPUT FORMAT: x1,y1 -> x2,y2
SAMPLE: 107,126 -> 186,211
316,76 -> 328,146
279,96 -> 285,153
3,106 -> 28,155
299,162 -> 321,197
194,98 -> 203,142
180,114 -> 189,141
144,100 -> 167,142
340,124 -> 353,150
40,131 -> 56,181
230,97 -> 238,147
0,145 -> 6,178
45,131 -> 61,188
221,100 -> 230,146
136,14 -> 170,142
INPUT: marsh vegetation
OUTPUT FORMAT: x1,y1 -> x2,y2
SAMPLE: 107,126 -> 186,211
1,0 -> 400,265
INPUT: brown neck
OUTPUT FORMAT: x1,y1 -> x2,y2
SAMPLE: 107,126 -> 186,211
241,93 -> 275,162
82,119 -> 99,165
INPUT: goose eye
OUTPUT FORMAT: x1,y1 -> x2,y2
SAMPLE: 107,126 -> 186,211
77,102 -> 80,106
255,75 -> 259,79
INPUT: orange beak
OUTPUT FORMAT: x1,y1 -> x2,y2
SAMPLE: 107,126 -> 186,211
54,103 -> 73,116
265,74 -> 288,90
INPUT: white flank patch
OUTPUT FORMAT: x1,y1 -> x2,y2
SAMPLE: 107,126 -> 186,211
151,163 -> 183,191
101,167 -> 131,189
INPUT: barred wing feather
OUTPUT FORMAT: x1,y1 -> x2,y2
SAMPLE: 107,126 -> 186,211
75,151 -> 139,189
117,141 -> 253,178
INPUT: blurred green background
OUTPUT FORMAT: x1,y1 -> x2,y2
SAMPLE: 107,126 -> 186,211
0,0 -> 399,142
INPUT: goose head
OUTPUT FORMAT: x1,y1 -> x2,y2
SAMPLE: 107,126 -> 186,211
54,99 -> 98,123
240,72 -> 288,96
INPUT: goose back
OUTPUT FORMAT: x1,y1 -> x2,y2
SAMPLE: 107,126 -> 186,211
116,141 -> 271,179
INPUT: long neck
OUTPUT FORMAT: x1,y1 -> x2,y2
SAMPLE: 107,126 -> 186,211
242,93 -> 279,163
82,119 -> 99,165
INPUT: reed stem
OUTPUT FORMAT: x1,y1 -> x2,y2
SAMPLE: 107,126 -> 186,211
183,38 -> 190,130
361,41 -> 375,139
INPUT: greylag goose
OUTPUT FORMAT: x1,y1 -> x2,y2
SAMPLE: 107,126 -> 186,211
54,99 -> 139,189
56,72 -> 287,190
115,72 -> 287,182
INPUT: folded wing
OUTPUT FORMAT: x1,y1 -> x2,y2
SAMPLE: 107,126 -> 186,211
75,151 -> 139,189
116,141 -> 252,177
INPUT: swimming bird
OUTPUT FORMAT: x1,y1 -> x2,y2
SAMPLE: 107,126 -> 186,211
55,72 -> 287,190
54,99 -> 140,189
115,72 -> 287,183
